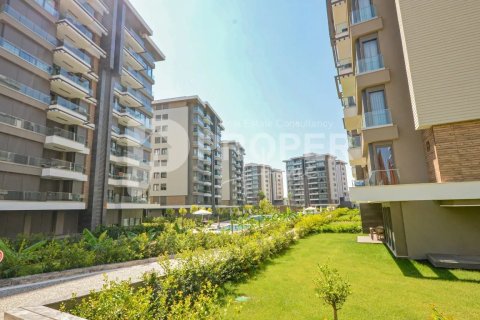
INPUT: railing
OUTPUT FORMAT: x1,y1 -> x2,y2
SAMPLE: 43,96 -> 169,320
142,51 -> 155,66
0,37 -> 52,73
110,148 -> 141,160
0,190 -> 83,201
61,14 -> 94,40
76,0 -> 96,17
363,108 -> 392,128
0,112 -> 87,144
1,5 -> 58,46
61,41 -> 92,66
337,59 -> 352,73
348,135 -> 361,148
351,5 -> 377,25
369,169 -> 400,186
0,74 -> 50,104
0,149 -> 85,173
107,195 -> 148,204
52,96 -> 89,117
127,27 -> 145,49
34,0 -> 59,19
126,47 -> 147,69
342,96 -> 356,108
109,173 -> 148,183
356,54 -> 384,74
52,67 -> 92,94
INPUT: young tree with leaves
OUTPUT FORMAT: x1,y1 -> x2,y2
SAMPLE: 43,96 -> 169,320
315,264 -> 351,320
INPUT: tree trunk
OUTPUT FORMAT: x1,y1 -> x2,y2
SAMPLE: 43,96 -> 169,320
333,307 -> 338,320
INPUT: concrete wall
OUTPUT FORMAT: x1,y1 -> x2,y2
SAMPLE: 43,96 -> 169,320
399,201 -> 480,259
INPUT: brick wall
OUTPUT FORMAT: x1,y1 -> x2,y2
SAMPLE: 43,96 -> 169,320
425,120 -> 480,182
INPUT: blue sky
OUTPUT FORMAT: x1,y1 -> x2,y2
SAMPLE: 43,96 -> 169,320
132,0 -> 349,180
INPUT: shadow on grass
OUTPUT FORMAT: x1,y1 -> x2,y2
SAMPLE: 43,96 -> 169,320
386,247 -> 480,284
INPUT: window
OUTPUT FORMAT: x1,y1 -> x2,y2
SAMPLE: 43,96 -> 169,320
371,143 -> 399,185
162,136 -> 168,143
153,184 -> 159,191
161,183 -> 167,190
161,172 -> 167,178
161,148 -> 168,155
161,160 -> 167,166
156,114 -> 162,120
363,88 -> 390,127
154,148 -> 160,155
162,125 -> 168,132
155,137 -> 161,143
153,172 -> 160,179
162,114 -> 168,120
155,126 -> 161,132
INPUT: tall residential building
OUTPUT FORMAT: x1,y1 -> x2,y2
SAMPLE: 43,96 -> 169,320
327,0 -> 480,259
0,0 -> 163,237
150,96 -> 224,207
244,163 -> 283,205
270,168 -> 285,206
284,153 -> 349,207
220,141 -> 245,206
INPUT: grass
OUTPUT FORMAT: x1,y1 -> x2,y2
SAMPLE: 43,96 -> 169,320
227,233 -> 480,320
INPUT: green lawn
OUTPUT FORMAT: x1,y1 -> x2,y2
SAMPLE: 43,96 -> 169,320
227,233 -> 480,320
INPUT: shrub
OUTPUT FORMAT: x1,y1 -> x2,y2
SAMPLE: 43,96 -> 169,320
315,264 -> 351,320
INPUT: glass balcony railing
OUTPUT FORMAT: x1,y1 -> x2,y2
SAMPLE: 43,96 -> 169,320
348,135 -> 361,148
109,173 -> 148,183
77,0 -> 96,17
1,5 -> 58,46
356,54 -> 384,74
0,74 -> 50,104
142,51 -> 155,66
0,150 -> 84,173
61,41 -> 92,66
342,96 -> 356,108
127,27 -> 145,49
52,67 -> 92,94
107,195 -> 148,204
113,102 -> 150,126
351,5 -> 377,25
0,37 -> 52,73
363,108 -> 392,128
369,169 -> 400,186
34,0 -> 59,19
52,96 -> 89,118
0,112 -> 87,144
110,148 -> 141,160
126,47 -> 147,69
0,190 -> 83,201
62,14 -> 94,41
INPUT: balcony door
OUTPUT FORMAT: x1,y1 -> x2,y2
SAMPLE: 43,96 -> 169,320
371,144 -> 399,185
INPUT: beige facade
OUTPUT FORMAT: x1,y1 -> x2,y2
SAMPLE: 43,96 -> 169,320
220,141 -> 245,206
327,0 -> 480,259
150,96 -> 224,207
0,0 -> 163,236
270,169 -> 284,205
244,163 -> 278,205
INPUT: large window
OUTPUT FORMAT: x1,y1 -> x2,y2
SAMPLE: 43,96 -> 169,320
369,143 -> 399,185
363,88 -> 391,127
356,36 -> 383,73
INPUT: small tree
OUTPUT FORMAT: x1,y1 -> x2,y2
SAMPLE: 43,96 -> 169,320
259,198 -> 274,215
257,191 -> 266,201
166,208 -> 175,221
315,264 -> 351,320
178,207 -> 188,230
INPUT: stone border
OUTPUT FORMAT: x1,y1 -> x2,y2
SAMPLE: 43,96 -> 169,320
4,306 -> 86,320
0,257 -> 161,288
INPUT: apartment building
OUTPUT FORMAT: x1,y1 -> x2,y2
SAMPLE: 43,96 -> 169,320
284,153 -> 348,207
149,96 -> 224,207
220,141 -> 245,206
244,163 -> 284,205
327,0 -> 480,259
0,0 -> 163,237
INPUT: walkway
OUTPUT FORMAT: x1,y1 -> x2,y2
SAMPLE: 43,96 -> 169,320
0,260 -> 167,320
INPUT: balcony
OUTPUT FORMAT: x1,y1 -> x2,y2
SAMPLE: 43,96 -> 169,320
123,47 -> 147,71
0,36 -> 51,77
0,4 -> 58,48
112,103 -> 143,127
355,169 -> 400,187
335,22 -> 349,39
45,127 -> 89,154
0,190 -> 84,211
347,135 -> 366,166
337,58 -> 353,76
54,41 -> 92,76
0,150 -> 87,181
48,96 -> 89,126
50,67 -> 95,104
121,67 -> 143,89
363,109 -> 392,128
124,27 -> 145,53
343,105 -> 362,130
56,15 -> 106,58
113,83 -> 143,108
57,0 -> 107,36
108,173 -> 148,188
107,195 -> 148,207
111,127 -> 143,147
356,54 -> 384,74
0,74 -> 50,107
110,149 -> 141,167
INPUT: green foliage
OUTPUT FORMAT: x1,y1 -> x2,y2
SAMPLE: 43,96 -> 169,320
0,238 -> 46,277
258,198 -> 275,214
315,264 -> 351,320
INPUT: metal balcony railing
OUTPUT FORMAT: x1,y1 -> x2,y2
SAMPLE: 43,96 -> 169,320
356,54 -> 384,74
1,5 -> 58,46
0,37 -> 52,73
351,4 -> 377,25
363,108 -> 392,128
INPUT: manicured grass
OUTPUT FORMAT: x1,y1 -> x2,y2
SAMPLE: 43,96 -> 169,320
227,233 -> 480,320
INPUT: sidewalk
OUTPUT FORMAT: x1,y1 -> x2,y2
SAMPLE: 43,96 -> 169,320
0,260 -> 166,320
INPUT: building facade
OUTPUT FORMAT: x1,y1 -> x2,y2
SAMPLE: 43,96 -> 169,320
285,153 -> 348,207
244,163 -> 283,205
220,141 -> 245,206
0,0 -> 163,237
270,168 -> 285,206
327,0 -> 480,258
149,96 -> 224,207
